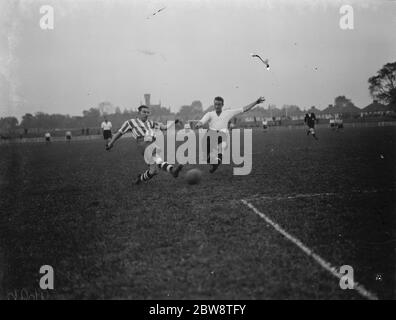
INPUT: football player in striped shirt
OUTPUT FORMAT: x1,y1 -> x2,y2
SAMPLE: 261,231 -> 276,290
105,105 -> 183,184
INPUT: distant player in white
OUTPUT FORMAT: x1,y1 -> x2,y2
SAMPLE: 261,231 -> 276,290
101,117 -> 113,143
196,96 -> 265,173
334,115 -> 343,130
44,132 -> 51,143
262,119 -> 268,131
65,130 -> 72,142
329,118 -> 335,129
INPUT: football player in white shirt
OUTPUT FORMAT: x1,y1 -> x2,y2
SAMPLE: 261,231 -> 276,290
44,132 -> 51,143
262,119 -> 268,131
65,131 -> 72,142
196,96 -> 265,173
101,117 -> 113,143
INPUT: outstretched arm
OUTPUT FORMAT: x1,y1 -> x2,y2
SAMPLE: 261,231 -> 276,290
106,121 -> 131,150
158,119 -> 181,131
242,96 -> 266,113
195,121 -> 203,129
195,113 -> 210,129
106,131 -> 122,150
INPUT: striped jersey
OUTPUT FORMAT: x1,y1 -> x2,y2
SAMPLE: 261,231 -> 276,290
118,118 -> 160,140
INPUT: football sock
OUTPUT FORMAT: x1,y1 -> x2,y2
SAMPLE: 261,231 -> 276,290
139,170 -> 155,182
158,162 -> 174,173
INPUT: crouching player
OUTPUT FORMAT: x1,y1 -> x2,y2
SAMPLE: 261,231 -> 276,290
105,105 -> 183,184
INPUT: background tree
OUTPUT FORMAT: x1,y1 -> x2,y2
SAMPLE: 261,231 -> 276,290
98,101 -> 114,115
368,62 -> 396,106
0,117 -> 19,134
176,101 -> 204,121
21,113 -> 35,129
114,106 -> 122,114
282,104 -> 302,118
334,95 -> 356,109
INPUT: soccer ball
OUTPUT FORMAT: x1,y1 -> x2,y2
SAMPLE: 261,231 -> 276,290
185,169 -> 202,185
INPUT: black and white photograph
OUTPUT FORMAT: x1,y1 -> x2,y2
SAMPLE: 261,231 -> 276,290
0,0 -> 395,305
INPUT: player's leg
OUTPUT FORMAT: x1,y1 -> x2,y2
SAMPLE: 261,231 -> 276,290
206,135 -> 211,164
148,142 -> 183,177
209,136 -> 224,173
135,142 -> 158,184
104,130 -> 111,144
206,131 -> 221,165
134,141 -> 156,184
135,163 -> 158,184
155,156 -> 183,178
135,141 -> 182,184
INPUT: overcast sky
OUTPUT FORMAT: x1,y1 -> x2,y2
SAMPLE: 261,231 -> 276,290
1,0 -> 395,119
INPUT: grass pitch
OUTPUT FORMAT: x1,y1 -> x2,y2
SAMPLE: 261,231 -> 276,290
0,126 -> 395,299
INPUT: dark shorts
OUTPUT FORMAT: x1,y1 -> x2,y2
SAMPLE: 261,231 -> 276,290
206,132 -> 223,163
45,137 -> 50,142
66,135 -> 71,140
103,130 -> 112,140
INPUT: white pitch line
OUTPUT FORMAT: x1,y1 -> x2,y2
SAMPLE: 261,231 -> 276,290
247,192 -> 337,202
246,188 -> 395,202
241,199 -> 379,300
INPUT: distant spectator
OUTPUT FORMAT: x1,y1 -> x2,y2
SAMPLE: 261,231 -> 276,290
45,132 -> 51,143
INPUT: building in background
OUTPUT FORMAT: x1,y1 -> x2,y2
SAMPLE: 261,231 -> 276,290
360,100 -> 392,117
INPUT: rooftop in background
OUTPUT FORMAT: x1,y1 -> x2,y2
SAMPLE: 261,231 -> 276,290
362,100 -> 390,113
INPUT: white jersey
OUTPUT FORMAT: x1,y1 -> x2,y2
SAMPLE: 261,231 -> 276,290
101,121 -> 112,131
199,107 -> 244,131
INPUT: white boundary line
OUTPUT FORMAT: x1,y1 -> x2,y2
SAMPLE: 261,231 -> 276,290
241,199 -> 379,300
245,188 -> 395,202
